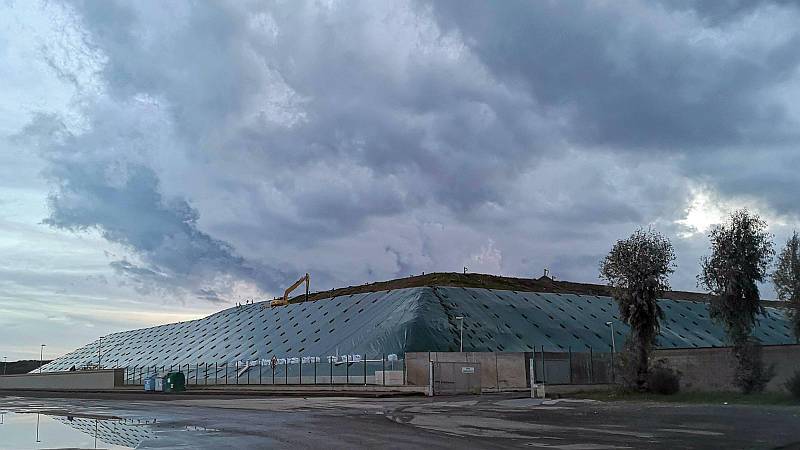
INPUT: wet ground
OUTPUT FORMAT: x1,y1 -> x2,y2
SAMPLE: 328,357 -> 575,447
1,393 -> 799,449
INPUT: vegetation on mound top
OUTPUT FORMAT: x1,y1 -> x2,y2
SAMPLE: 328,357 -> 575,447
289,271 -> 713,304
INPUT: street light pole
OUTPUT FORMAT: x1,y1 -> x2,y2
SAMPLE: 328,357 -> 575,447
39,345 -> 46,373
455,316 -> 464,352
605,321 -> 616,354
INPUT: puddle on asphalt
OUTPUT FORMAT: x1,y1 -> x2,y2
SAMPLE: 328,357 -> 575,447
0,411 -> 156,449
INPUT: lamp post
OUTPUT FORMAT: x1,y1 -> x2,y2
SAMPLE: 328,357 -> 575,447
605,321 -> 616,354
39,345 -> 46,373
455,316 -> 464,352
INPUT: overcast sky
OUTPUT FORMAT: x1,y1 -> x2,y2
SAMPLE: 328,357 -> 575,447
3,0 -> 800,360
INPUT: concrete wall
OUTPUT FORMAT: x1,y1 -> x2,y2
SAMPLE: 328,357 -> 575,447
654,344 -> 800,392
406,352 -> 528,391
0,369 -> 123,390
409,345 -> 800,393
433,362 -> 481,395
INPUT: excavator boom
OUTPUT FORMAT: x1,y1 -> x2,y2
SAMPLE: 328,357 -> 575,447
270,273 -> 309,307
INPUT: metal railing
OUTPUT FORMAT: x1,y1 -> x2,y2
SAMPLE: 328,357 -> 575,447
122,354 -> 407,387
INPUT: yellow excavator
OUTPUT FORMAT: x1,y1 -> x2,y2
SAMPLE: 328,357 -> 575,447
270,273 -> 309,307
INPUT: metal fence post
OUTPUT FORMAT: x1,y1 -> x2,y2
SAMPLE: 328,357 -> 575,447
225,363 -> 228,384
589,346 -> 594,384
610,349 -> 615,384
346,356 -> 349,385
247,362 -> 250,385
364,354 -> 367,386
299,358 -> 302,385
382,354 -> 386,387
314,358 -> 317,384
541,346 -> 547,384
568,346 -> 573,384
285,358 -> 288,384
330,358 -> 333,385
272,361 -> 275,385
259,361 -> 262,385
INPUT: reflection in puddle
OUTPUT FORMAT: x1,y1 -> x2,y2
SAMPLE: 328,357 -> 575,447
0,411 -> 156,449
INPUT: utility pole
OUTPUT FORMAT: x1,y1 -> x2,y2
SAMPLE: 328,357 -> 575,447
455,316 -> 464,352
39,345 -> 46,373
605,321 -> 616,354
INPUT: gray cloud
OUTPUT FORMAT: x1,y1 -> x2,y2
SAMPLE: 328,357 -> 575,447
427,0 -> 800,151
18,111 -> 282,300
7,0 -> 800,305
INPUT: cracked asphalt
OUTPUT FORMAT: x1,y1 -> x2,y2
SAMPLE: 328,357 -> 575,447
1,393 -> 799,449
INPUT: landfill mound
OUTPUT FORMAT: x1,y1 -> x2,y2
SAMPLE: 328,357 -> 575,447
38,283 -> 794,373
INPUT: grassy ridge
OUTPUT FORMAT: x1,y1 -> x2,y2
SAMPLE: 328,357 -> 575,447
289,271 -> 712,303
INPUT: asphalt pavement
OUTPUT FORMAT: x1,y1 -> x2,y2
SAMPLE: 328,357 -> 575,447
1,393 -> 799,448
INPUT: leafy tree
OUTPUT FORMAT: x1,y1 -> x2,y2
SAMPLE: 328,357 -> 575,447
698,209 -> 775,393
773,231 -> 800,342
600,227 -> 676,391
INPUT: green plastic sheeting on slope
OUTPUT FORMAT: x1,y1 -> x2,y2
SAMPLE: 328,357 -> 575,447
39,286 -> 795,373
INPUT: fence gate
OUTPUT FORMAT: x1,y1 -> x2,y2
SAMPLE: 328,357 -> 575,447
432,362 -> 481,395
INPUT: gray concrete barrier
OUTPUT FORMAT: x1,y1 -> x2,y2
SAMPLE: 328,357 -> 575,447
0,369 -> 123,391
408,345 -> 800,393
654,344 -> 800,392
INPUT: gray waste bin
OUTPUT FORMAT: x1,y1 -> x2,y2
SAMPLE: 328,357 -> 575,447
144,375 -> 157,392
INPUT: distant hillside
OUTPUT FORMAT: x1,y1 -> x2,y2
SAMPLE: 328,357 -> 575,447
3,359 -> 52,375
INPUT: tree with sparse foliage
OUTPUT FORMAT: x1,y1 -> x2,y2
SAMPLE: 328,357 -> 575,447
773,231 -> 800,342
698,209 -> 775,393
600,227 -> 676,391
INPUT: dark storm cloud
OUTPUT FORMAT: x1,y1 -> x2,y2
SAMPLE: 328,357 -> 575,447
664,0 -> 800,24
19,112 -> 282,300
16,0 -> 800,301
426,0 -> 800,151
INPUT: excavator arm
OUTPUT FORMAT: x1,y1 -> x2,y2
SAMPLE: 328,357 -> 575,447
270,273 -> 309,307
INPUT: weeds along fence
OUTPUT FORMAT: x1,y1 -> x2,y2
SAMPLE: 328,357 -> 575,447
122,354 -> 407,386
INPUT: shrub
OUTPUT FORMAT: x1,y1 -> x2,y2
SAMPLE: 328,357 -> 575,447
732,340 -> 775,394
614,345 -> 643,392
648,363 -> 681,395
785,370 -> 800,399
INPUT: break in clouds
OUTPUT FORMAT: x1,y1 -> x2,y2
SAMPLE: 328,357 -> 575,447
7,0 -> 800,303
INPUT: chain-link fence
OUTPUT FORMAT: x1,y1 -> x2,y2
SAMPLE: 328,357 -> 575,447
122,354 -> 407,386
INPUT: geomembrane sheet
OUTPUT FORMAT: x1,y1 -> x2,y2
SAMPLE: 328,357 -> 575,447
38,286 -> 795,372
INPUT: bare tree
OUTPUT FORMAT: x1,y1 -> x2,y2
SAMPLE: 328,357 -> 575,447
698,209 -> 775,393
600,227 -> 676,390
773,231 -> 800,342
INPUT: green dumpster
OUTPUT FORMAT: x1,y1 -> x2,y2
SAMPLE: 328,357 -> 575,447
163,372 -> 186,393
